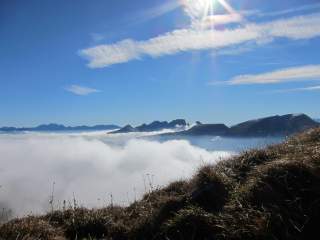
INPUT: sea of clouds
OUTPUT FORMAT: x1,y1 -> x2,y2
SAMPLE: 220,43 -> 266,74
0,131 -> 232,218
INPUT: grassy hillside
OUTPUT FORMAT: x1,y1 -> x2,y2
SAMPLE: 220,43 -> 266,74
1,128 -> 320,240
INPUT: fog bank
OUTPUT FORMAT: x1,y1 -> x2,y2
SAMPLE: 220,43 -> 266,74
0,132 -> 232,217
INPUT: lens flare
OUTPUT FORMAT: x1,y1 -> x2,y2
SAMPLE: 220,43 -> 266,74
181,0 -> 215,21
181,0 -> 243,29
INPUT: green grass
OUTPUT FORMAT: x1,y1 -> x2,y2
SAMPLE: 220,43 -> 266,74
1,128 -> 320,240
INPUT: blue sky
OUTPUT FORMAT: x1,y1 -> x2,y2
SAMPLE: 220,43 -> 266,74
1,0 -> 320,127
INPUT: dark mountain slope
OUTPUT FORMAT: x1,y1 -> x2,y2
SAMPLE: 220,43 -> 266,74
179,124 -> 229,136
229,114 -> 319,137
164,114 -> 319,137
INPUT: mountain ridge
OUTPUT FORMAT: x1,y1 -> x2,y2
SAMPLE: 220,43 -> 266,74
1,114 -> 318,136
0,123 -> 120,132
110,119 -> 187,134
159,114 -> 319,137
227,113 -> 319,137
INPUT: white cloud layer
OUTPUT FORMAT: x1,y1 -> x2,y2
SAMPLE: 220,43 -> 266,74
80,13 -> 320,68
65,85 -> 100,95
0,132 -> 231,217
220,64 -> 320,85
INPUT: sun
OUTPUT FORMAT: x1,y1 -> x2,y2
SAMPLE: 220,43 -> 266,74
181,0 -> 241,29
182,0 -> 216,22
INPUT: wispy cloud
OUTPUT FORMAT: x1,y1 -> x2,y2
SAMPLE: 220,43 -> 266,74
138,1 -> 180,23
253,3 -> 320,18
80,13 -> 320,68
214,44 -> 255,56
90,33 -> 105,43
273,85 -> 320,93
65,85 -> 100,95
210,65 -> 320,85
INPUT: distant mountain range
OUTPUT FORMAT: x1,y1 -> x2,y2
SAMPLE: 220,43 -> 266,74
1,114 -> 318,136
110,119 -> 187,134
112,114 -> 319,137
315,119 -> 320,123
0,123 -> 120,132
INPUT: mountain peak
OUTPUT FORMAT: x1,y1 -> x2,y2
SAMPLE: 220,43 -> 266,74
229,113 -> 319,137
111,119 -> 188,134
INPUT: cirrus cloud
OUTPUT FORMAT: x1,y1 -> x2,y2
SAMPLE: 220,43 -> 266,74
272,85 -> 320,93
80,13 -> 320,68
212,64 -> 320,85
65,85 -> 100,96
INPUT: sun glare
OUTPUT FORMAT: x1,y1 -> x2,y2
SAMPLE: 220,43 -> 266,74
182,0 -> 215,21
181,0 -> 241,29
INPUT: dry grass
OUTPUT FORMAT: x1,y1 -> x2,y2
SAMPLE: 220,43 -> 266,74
1,128 -> 320,240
